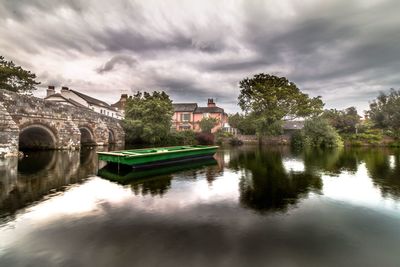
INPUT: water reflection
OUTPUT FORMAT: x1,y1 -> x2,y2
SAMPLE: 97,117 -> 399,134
229,146 -> 322,212
0,148 -> 99,219
363,149 -> 400,199
98,158 -> 220,196
1,146 -> 400,266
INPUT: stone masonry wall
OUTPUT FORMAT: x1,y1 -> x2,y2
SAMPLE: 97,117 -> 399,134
0,89 -> 125,157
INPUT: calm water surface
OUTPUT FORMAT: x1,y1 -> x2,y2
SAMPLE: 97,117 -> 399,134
0,146 -> 400,267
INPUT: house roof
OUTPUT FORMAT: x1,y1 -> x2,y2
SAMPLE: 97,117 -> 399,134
194,106 -> 224,114
172,103 -> 198,112
283,121 -> 305,130
70,89 -> 115,110
45,94 -> 90,109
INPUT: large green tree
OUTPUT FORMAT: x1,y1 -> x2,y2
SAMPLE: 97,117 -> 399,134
368,89 -> 400,133
0,56 -> 40,92
123,91 -> 174,144
322,107 -> 361,133
238,73 -> 324,135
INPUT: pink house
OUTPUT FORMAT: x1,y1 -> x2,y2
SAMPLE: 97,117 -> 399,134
172,99 -> 228,133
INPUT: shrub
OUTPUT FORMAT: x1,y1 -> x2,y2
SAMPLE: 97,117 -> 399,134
229,137 -> 243,146
164,130 -> 196,146
195,132 -> 215,145
303,118 -> 343,147
290,130 -> 306,148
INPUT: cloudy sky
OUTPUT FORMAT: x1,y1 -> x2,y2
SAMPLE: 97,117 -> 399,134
1,0 -> 399,113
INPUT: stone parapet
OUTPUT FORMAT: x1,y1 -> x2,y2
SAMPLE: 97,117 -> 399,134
0,89 -> 125,158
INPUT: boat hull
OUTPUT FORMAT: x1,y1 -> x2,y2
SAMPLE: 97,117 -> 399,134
97,145 -> 218,167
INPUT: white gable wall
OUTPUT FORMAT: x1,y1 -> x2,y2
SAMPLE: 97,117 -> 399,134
60,90 -> 89,107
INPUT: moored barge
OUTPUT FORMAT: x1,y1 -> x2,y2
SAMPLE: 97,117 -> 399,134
97,145 -> 218,168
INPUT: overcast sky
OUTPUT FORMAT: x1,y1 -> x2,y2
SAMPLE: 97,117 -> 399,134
1,0 -> 399,113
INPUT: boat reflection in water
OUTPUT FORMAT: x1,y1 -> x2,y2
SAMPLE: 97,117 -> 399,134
98,158 -> 219,196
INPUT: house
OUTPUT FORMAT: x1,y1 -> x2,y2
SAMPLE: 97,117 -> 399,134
45,86 -> 123,119
111,94 -> 128,117
172,99 -> 229,133
282,120 -> 305,135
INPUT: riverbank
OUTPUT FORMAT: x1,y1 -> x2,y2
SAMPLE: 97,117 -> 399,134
219,133 -> 400,147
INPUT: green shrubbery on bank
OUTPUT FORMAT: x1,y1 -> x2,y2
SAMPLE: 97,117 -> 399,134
291,118 -> 343,148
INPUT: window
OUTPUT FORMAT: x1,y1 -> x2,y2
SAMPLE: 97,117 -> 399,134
181,113 -> 190,122
179,125 -> 191,130
203,113 -> 210,118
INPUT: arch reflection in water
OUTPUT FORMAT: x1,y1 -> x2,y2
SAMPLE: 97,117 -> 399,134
0,148 -> 98,218
98,158 -> 219,196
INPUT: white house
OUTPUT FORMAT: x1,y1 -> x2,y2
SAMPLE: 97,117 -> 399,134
45,86 -> 123,119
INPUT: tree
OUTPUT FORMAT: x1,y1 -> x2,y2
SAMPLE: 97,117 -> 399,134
368,89 -> 400,133
0,56 -> 40,93
228,113 -> 256,135
199,117 -> 218,133
123,91 -> 174,144
322,107 -> 361,133
238,73 -> 324,135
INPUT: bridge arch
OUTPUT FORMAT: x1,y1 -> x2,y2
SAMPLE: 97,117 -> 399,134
19,124 -> 57,150
108,128 -> 116,144
78,126 -> 96,146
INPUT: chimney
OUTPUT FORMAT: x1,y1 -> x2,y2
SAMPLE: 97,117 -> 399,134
61,86 -> 69,95
121,94 -> 128,102
207,98 -> 216,107
46,85 -> 55,97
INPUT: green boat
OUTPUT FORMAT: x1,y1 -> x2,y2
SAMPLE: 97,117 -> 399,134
97,145 -> 219,168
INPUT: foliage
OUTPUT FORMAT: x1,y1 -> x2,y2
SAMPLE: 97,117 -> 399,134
290,130 -> 306,149
322,107 -> 361,134
195,132 -> 215,145
215,129 -> 233,144
368,89 -> 400,135
199,117 -> 218,133
344,129 -> 383,146
238,73 -> 324,135
166,130 -> 197,146
123,91 -> 174,144
0,56 -> 40,93
228,113 -> 256,135
229,137 -> 243,146
293,117 -> 343,148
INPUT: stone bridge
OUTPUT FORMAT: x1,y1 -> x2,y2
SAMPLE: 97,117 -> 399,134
0,89 -> 124,158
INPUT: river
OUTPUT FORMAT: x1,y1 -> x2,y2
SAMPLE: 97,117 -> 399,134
0,146 -> 399,267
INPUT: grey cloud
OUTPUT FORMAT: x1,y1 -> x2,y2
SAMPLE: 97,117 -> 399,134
97,55 -> 138,74
1,0 -> 400,114
204,58 -> 268,72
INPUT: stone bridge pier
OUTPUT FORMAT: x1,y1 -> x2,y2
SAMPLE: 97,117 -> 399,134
0,89 -> 125,158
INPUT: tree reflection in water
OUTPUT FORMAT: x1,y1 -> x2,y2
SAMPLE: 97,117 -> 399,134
363,148 -> 400,199
230,147 -> 322,213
